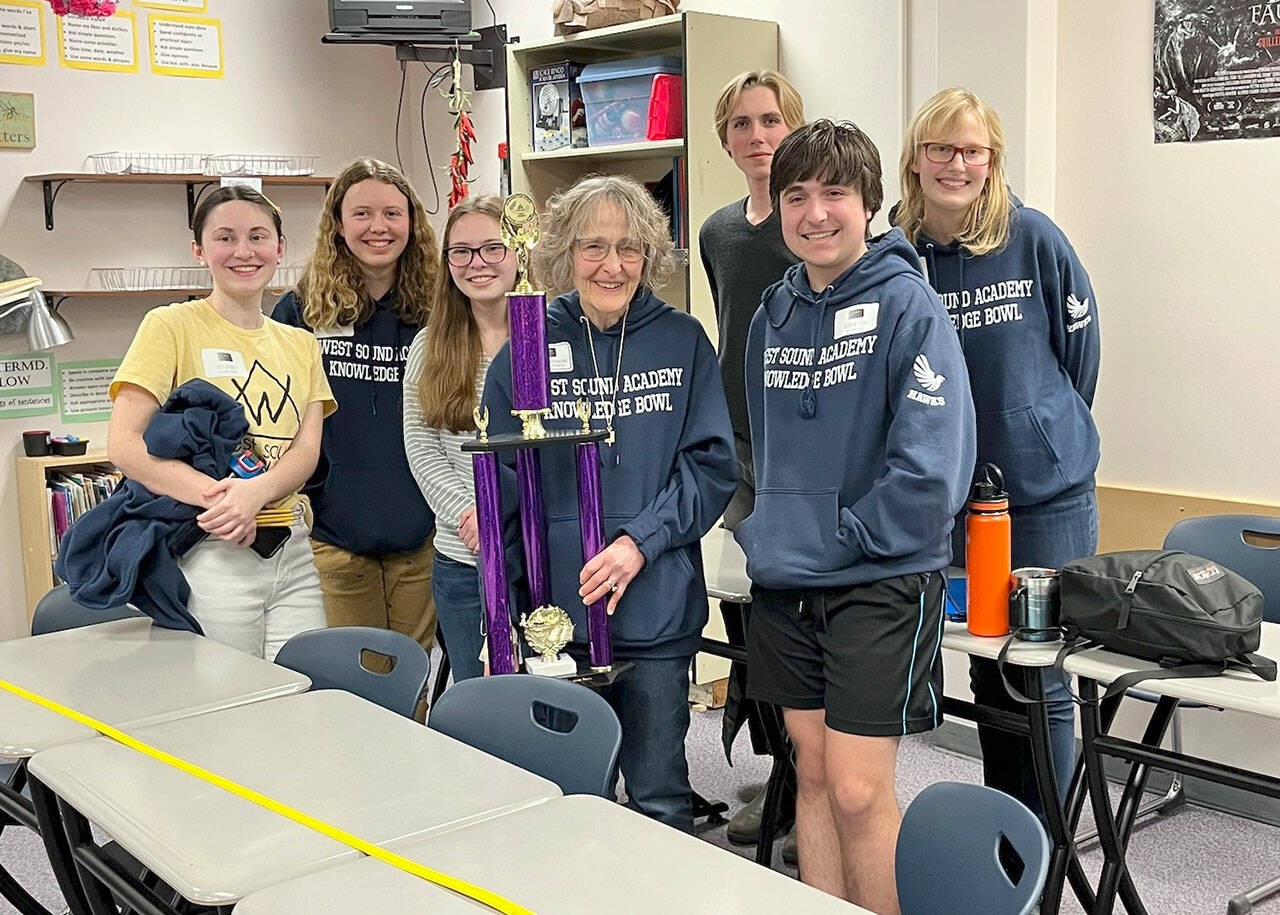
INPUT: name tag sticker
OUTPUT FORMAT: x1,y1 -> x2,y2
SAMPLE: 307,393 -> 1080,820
314,325 -> 354,338
201,348 -> 248,378
549,342 -> 573,372
834,302 -> 879,338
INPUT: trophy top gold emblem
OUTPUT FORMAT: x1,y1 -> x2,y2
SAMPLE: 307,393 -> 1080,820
520,605 -> 575,661
500,193 -> 540,295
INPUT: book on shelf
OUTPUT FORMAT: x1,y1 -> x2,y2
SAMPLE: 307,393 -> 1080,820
46,469 -> 123,573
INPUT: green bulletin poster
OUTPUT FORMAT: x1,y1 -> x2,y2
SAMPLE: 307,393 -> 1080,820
60,359 -> 119,423
0,351 -> 57,419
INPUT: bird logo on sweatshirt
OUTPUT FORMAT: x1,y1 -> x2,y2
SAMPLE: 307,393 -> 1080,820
912,354 -> 946,393
1066,294 -> 1090,320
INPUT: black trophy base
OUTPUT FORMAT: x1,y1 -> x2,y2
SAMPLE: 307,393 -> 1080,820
568,659 -> 634,689
463,428 -> 609,453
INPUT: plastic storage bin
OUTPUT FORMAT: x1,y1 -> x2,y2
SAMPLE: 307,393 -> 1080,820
577,56 -> 683,146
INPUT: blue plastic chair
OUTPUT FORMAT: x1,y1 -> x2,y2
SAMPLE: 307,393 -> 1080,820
274,627 -> 431,720
30,583 -> 144,636
428,674 -> 622,797
896,781 -> 1049,915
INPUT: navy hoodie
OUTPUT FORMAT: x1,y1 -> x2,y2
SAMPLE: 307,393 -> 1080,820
737,228 -> 976,590
905,198 -> 1100,508
482,288 -> 736,658
55,380 -> 248,633
273,290 -> 434,554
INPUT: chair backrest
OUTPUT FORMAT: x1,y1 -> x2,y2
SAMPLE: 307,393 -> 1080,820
428,674 -> 622,797
895,781 -> 1049,915
31,583 -> 144,636
1163,514 -> 1280,622
274,626 -> 431,719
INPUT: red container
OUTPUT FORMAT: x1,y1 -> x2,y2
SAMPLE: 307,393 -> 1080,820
646,73 -> 683,141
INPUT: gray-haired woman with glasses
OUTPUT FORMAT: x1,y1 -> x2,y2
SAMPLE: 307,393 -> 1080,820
404,195 -> 518,682
893,87 -> 1101,819
481,174 -> 737,831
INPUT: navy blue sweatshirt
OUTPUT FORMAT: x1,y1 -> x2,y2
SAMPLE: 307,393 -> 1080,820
737,228 -> 976,589
56,380 -> 248,633
482,288 -> 736,658
904,199 -> 1100,508
273,290 -> 434,555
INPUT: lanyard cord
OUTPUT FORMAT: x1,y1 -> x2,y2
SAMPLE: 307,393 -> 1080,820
581,307 -> 628,447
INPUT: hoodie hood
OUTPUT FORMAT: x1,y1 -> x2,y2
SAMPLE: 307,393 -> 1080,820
547,285 -> 669,337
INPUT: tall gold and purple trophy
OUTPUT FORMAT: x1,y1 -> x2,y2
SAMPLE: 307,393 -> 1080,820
463,194 -> 614,676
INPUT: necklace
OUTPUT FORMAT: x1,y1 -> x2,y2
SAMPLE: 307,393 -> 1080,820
582,307 -> 628,447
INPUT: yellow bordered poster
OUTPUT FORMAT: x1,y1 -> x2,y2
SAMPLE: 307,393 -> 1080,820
56,9 -> 138,73
0,0 -> 46,66
147,13 -> 221,78
135,0 -> 207,10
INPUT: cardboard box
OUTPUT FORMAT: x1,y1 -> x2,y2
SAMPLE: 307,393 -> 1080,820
530,60 -> 588,153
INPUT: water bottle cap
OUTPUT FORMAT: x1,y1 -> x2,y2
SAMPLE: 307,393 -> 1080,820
971,462 -> 1007,502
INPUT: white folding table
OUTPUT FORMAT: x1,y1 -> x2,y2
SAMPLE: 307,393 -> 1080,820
233,794 -> 869,914
28,689 -> 562,911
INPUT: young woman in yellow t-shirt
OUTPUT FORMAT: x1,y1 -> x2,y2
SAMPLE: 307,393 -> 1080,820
108,186 -> 336,659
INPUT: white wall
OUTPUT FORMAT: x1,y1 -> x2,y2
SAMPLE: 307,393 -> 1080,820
0,1 -> 411,639
1056,1 -> 1280,505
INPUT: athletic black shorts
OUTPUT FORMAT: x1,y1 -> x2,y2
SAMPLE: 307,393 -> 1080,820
745,571 -> 946,737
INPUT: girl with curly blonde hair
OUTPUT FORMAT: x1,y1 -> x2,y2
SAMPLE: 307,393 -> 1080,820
273,158 -> 441,664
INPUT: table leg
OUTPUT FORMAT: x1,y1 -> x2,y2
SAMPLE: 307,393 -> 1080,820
27,777 -> 102,915
1022,666 -> 1073,915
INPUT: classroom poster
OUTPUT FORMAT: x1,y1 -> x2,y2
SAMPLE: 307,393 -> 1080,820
135,0 -> 207,9
1155,0 -> 1280,142
0,1 -> 45,67
0,351 -> 56,419
57,10 -> 138,73
148,14 -> 221,78
0,91 -> 35,149
60,359 -> 118,423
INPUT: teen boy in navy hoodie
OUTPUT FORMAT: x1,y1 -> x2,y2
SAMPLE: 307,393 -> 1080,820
737,120 -> 975,912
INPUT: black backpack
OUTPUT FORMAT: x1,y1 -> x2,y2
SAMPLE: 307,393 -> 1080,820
1056,549 -> 1276,697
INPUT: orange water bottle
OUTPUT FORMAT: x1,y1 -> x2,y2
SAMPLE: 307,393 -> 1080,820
966,463 -> 1011,636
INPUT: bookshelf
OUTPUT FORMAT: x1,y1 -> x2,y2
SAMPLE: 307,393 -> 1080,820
16,451 -> 116,621
506,11 -> 779,338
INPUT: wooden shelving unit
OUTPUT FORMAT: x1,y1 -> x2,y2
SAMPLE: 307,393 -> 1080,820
16,450 -> 115,620
23,172 -> 333,230
506,11 -> 779,336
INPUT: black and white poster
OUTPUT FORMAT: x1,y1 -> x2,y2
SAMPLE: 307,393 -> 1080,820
1154,0 -> 1280,142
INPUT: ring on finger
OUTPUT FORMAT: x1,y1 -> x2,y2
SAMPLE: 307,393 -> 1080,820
608,579 -> 618,592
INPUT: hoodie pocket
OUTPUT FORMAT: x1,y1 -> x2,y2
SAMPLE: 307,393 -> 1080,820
976,405 -> 1070,505
736,487 -> 849,586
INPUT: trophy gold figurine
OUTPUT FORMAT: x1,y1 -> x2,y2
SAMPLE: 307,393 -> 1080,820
502,193 -> 552,440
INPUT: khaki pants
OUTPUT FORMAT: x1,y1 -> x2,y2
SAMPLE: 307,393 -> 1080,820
311,536 -> 438,655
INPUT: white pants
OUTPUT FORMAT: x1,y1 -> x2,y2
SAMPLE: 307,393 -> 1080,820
178,521 -> 326,660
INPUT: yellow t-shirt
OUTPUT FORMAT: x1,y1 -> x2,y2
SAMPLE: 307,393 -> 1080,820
111,299 -> 337,513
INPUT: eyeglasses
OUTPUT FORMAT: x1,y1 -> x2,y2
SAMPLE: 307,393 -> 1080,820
445,242 -> 509,268
920,143 -> 994,166
573,237 -> 647,264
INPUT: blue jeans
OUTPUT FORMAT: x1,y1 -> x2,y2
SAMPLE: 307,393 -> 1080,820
959,488 -> 1098,814
432,552 -> 486,683
592,653 -> 695,832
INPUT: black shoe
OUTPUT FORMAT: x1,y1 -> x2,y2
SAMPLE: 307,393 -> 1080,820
781,826 -> 798,866
726,786 -> 767,845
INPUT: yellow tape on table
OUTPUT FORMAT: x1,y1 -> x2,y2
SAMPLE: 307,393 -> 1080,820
0,677 -> 533,914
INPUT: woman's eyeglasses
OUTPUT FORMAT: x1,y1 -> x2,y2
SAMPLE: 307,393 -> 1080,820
920,143 -> 994,166
573,238 -> 647,264
445,242 -> 509,268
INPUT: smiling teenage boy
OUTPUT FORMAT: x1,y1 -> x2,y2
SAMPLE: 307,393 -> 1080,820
736,120 -> 975,913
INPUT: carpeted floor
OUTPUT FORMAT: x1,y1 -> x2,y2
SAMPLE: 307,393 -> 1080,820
5,704 -> 1280,914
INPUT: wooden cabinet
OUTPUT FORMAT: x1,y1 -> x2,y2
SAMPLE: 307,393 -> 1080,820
505,11 -> 779,337
16,451 -> 114,621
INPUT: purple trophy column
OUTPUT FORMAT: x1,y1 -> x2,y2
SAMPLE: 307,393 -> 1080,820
516,449 -> 551,609
472,452 -> 517,675
508,293 -> 550,412
576,442 -> 612,669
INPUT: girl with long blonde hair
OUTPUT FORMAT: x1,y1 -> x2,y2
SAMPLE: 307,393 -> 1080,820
273,158 -> 441,662
403,195 -> 516,681
895,87 -> 1101,817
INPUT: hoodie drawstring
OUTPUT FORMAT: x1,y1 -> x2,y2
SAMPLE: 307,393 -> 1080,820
799,285 -> 830,420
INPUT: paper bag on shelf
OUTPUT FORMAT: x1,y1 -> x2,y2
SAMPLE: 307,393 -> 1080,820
552,0 -> 680,36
